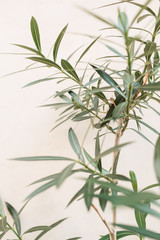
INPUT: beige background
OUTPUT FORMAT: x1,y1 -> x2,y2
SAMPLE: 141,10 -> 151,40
0,0 -> 160,239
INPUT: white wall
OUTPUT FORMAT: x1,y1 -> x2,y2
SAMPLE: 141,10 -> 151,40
0,0 -> 159,239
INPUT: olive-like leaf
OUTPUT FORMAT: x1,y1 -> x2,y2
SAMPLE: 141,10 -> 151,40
11,156 -> 75,162
129,171 -> 138,192
0,216 -> 7,232
91,65 -> 126,98
84,175 -> 94,210
14,44 -> 44,57
135,81 -> 160,91
116,224 -> 160,239
99,230 -> 139,240
56,163 -> 75,188
76,36 -> 100,66
99,187 -> 109,211
30,17 -> 41,52
35,218 -> 67,240
144,41 -> 156,58
66,238 -> 81,240
5,202 -> 21,235
68,128 -> 85,162
154,135 -> 160,182
95,132 -> 102,172
112,102 -> 128,120
61,59 -> 79,81
53,24 -> 68,62
27,57 -> 61,70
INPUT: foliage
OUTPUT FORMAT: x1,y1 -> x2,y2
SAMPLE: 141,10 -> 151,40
1,0 -> 160,239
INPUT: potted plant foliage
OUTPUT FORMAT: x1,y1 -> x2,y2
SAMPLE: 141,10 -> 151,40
1,0 -> 160,239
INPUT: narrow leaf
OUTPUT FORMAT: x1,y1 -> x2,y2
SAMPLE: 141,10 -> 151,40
11,156 -> 75,162
56,163 -> 75,188
129,171 -> 138,192
35,218 -> 66,240
95,132 -> 102,172
76,36 -> 100,66
113,102 -> 128,120
25,179 -> 56,200
93,142 -> 132,162
61,59 -> 79,81
84,175 -> 94,210
116,224 -> 160,239
135,81 -> 160,91
27,57 -> 61,70
154,135 -> 160,182
91,65 -> 126,98
24,225 -> 49,234
53,24 -> 68,62
14,44 -> 44,57
99,230 -> 138,240
30,17 -> 41,52
5,202 -> 21,235
0,217 -> 7,232
68,128 -> 85,162
130,128 -> 153,145
99,187 -> 109,211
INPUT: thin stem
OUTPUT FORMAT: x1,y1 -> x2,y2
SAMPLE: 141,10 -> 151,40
7,222 -> 23,240
91,203 -> 115,240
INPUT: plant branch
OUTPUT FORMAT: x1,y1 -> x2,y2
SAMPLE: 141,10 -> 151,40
91,203 -> 115,239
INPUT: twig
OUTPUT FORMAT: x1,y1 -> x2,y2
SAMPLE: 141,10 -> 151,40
91,203 -> 115,239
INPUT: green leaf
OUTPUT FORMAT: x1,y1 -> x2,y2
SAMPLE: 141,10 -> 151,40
112,102 -> 128,120
93,142 -> 132,163
129,128 -> 153,145
135,81 -> 160,91
66,238 -> 81,240
129,1 -> 156,17
56,163 -> 75,188
154,135 -> 160,182
5,202 -> 21,235
99,230 -> 139,240
144,41 -> 156,58
14,44 -> 44,57
116,224 -> 160,239
25,179 -> 56,200
118,11 -> 129,34
95,132 -> 102,172
61,59 -> 79,81
27,57 -> 61,70
99,187 -> 109,211
135,209 -> 147,229
141,183 -> 160,192
137,120 -> 160,135
67,185 -> 84,207
35,218 -> 66,240
83,148 -> 109,175
91,65 -> 126,98
84,175 -> 94,210
0,216 -> 7,232
23,77 -> 62,88
0,198 -> 5,217
30,17 -> 41,52
106,45 -> 126,59
69,91 -> 84,107
68,128 -> 85,162
137,14 -> 151,23
11,156 -> 75,162
106,174 -> 131,181
53,24 -> 68,62
129,171 -> 138,192
24,225 -> 49,234
76,36 -> 100,66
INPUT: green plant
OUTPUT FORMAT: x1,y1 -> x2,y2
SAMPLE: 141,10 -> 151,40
1,0 -> 160,239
